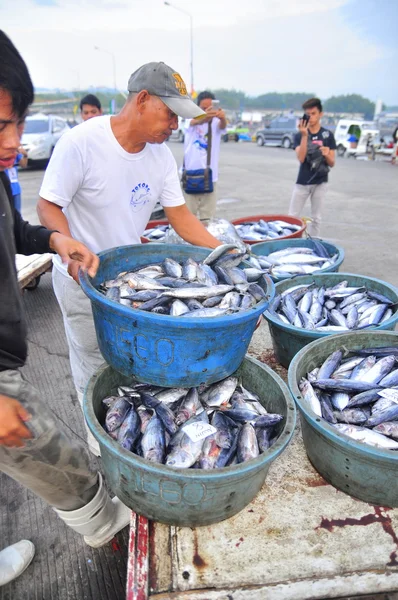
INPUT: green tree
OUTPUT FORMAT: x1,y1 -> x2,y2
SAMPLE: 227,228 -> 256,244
324,94 -> 375,120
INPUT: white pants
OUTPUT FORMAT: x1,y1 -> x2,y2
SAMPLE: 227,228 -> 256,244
52,268 -> 103,455
183,182 -> 217,221
52,267 -> 104,394
288,182 -> 328,238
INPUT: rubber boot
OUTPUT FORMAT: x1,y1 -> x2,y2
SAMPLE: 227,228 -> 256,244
77,390 -> 101,457
0,541 -> 35,586
53,473 -> 131,548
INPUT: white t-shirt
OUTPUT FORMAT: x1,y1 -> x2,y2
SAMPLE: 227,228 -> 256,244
39,116 -> 185,276
183,118 -> 226,182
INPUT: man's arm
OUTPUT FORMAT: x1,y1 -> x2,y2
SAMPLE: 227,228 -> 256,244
164,204 -> 221,249
320,147 -> 335,168
216,109 -> 227,130
37,197 -> 72,237
0,394 -> 32,448
295,119 -> 309,164
17,147 -> 28,169
37,198 -> 99,280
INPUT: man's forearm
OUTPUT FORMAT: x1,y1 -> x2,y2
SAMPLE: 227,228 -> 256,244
218,117 -> 227,129
324,153 -> 335,168
297,137 -> 307,163
37,197 -> 72,237
165,205 -> 220,249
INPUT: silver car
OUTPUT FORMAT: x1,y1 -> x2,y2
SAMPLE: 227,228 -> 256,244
21,113 -> 70,165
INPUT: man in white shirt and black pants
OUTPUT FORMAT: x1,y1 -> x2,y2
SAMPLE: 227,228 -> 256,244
182,91 -> 227,221
288,97 -> 336,238
37,63 -> 222,455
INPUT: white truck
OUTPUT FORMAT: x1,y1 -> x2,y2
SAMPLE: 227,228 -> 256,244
334,119 -> 380,158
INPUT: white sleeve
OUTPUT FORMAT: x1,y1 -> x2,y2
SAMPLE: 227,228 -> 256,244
159,147 -> 185,207
39,135 -> 84,208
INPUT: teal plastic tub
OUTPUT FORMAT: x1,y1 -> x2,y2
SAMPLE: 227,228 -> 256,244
84,356 -> 296,526
80,244 -> 274,387
288,330 -> 398,507
264,273 -> 398,368
251,238 -> 345,282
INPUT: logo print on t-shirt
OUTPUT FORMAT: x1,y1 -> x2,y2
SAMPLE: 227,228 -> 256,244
130,183 -> 151,212
322,131 -> 330,139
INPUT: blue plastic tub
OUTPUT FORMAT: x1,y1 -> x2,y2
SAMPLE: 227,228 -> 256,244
251,238 -> 345,282
84,356 -> 296,526
80,244 -> 274,387
288,331 -> 398,506
264,273 -> 398,368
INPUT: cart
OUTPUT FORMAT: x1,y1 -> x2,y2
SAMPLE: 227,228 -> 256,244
16,252 -> 53,290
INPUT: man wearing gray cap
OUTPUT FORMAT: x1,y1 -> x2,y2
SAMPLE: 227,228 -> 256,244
37,62 -> 222,455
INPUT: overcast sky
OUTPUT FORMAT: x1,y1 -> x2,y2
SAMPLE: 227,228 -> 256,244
1,0 -> 396,104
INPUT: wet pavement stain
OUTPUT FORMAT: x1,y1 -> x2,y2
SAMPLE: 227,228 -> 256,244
317,506 -> 398,566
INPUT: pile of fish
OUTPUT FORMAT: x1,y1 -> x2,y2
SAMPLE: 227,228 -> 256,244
162,218 -> 248,253
299,346 -> 398,449
102,376 -> 284,468
269,280 -> 395,332
142,223 -> 170,242
98,245 -> 268,318
143,218 -> 302,245
247,240 -> 338,279
235,219 -> 302,242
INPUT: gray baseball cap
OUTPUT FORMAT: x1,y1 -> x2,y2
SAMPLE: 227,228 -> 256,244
127,62 -> 205,119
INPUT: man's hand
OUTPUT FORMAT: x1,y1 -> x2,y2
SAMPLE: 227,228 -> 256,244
320,146 -> 330,157
49,232 -> 99,282
0,395 -> 32,447
298,119 -> 309,136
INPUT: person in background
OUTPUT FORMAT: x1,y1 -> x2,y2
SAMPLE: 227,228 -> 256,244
79,93 -> 102,121
392,125 -> 398,165
0,30 -> 131,587
37,62 -> 222,456
288,97 -> 336,238
182,91 -> 227,221
5,144 -> 27,212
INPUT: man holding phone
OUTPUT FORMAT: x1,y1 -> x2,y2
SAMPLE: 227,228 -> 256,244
182,91 -> 227,221
288,97 -> 336,238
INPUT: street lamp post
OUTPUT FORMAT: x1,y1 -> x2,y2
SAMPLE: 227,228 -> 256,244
164,1 -> 194,95
94,45 -> 117,92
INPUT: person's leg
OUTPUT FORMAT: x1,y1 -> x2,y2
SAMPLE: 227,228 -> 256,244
0,370 -> 130,547
52,268 -> 104,396
182,190 -> 200,216
0,370 -> 98,510
0,541 -> 35,587
288,184 -> 311,217
309,183 -> 328,238
52,268 -> 103,455
198,183 -> 217,221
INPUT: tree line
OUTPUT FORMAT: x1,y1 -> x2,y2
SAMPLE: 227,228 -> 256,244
208,90 -> 380,120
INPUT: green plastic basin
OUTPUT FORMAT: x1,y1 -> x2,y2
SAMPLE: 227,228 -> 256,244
84,356 -> 296,527
264,273 -> 398,368
288,330 -> 398,506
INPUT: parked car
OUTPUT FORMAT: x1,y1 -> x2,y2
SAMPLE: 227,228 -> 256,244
223,126 -> 252,142
21,113 -> 70,165
255,117 -> 298,149
369,133 -> 395,160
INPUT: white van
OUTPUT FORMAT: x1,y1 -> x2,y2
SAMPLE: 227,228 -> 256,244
21,113 -> 70,165
334,119 -> 379,157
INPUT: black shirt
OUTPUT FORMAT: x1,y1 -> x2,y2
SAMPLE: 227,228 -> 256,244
0,172 -> 55,371
294,127 -> 336,185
